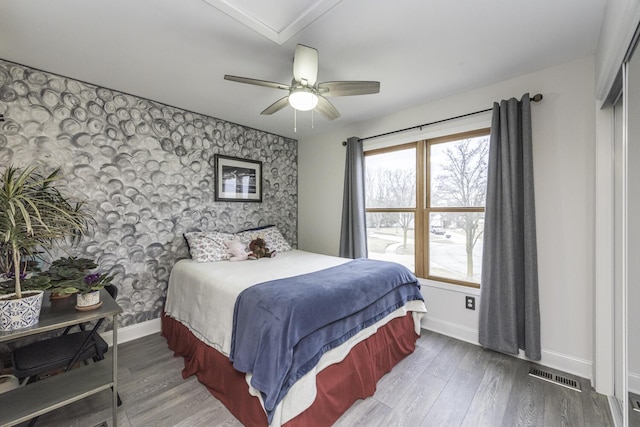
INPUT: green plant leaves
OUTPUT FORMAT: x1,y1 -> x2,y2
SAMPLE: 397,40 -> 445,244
0,165 -> 92,298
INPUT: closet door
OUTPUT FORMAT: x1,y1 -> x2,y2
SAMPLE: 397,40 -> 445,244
627,46 -> 640,426
613,93 -> 626,424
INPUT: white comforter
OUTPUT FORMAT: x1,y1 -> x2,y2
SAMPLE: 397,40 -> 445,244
165,250 -> 349,355
164,250 -> 427,426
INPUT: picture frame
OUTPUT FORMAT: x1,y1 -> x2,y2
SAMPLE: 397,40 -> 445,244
214,154 -> 262,202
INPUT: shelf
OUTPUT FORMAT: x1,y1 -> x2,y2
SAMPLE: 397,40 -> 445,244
0,290 -> 122,343
0,356 -> 114,427
0,290 -> 120,426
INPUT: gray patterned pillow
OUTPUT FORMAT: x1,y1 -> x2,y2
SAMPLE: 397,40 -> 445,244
236,226 -> 292,253
184,231 -> 234,262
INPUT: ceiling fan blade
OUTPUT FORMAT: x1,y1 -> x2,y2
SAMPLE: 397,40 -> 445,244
261,96 -> 290,115
315,96 -> 340,120
224,75 -> 290,91
293,44 -> 318,85
317,81 -> 381,97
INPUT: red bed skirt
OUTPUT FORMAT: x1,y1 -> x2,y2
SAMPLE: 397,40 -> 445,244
161,313 -> 419,426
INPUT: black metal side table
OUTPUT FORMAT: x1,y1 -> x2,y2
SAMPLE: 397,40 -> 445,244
0,289 -> 122,427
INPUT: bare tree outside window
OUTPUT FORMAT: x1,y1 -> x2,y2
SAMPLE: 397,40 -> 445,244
430,136 -> 488,281
365,147 -> 416,271
363,130 -> 488,287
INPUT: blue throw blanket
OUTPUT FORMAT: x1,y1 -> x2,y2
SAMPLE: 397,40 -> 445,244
229,258 -> 423,422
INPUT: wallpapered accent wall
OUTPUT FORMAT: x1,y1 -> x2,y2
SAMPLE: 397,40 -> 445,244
0,59 -> 298,328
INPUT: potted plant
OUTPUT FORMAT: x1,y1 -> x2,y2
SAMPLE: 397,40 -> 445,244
74,270 -> 113,310
42,257 -> 113,309
0,166 -> 90,331
44,257 -> 98,299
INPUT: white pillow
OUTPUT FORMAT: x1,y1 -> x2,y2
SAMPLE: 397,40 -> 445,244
184,231 -> 234,262
235,225 -> 292,253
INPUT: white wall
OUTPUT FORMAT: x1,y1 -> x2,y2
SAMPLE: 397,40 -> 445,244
298,56 -> 596,379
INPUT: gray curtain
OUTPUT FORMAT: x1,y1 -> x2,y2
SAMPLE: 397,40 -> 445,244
339,136 -> 368,259
479,93 -> 541,360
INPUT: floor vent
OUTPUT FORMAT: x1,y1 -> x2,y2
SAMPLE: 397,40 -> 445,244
528,367 -> 581,392
633,399 -> 640,412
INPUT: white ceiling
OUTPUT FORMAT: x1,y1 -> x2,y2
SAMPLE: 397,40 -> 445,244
0,0 -> 607,140
201,0 -> 344,44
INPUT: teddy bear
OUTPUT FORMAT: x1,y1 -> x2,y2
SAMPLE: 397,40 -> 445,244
225,238 -> 251,261
248,237 -> 276,259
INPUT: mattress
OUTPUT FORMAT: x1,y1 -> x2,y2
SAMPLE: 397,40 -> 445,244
163,250 -> 427,426
165,250 -> 349,355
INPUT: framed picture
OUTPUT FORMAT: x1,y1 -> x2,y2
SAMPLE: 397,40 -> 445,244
214,154 -> 262,202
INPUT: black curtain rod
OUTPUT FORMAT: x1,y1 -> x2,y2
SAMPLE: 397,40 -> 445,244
342,93 -> 543,145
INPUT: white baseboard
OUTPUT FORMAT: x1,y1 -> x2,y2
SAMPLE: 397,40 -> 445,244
422,315 -> 592,381
421,315 -> 480,345
100,317 -> 161,347
535,348 -> 592,381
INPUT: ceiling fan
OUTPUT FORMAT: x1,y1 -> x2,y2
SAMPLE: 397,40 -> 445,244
224,44 -> 380,121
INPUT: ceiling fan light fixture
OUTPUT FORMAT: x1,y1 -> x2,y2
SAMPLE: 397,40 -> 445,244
288,87 -> 318,111
225,44 -> 379,120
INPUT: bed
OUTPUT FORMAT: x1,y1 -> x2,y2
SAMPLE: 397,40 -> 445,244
162,248 -> 427,426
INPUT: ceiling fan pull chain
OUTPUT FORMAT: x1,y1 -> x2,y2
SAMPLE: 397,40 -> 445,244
294,108 -> 297,133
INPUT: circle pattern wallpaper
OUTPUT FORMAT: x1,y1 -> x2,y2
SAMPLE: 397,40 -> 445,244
0,60 -> 298,328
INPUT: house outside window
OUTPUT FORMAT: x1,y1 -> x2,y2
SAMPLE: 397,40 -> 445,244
364,129 -> 489,288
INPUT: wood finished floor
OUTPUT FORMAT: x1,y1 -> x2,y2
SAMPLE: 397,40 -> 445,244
19,330 -> 613,427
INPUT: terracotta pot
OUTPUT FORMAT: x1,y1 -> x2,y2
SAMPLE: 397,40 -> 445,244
0,291 -> 44,331
49,292 -> 72,300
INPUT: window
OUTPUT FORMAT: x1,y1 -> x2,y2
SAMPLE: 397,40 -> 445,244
365,144 -> 417,272
364,129 -> 489,287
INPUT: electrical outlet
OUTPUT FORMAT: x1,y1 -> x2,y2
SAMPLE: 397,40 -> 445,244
465,296 -> 475,310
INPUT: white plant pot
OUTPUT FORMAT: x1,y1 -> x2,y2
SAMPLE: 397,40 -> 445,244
0,291 -> 44,331
76,290 -> 101,308
0,375 -> 21,394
